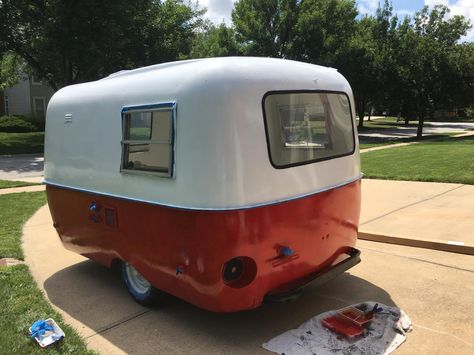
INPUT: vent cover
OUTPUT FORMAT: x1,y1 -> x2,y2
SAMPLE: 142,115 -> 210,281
105,208 -> 117,228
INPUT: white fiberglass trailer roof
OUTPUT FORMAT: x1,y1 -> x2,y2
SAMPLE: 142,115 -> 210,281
44,57 -> 360,210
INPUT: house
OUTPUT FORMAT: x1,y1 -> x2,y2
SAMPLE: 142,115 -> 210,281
1,75 -> 54,118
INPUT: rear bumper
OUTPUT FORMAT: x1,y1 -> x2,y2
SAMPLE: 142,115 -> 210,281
264,247 -> 361,302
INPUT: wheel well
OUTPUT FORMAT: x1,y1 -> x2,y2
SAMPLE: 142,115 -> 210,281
110,258 -> 123,275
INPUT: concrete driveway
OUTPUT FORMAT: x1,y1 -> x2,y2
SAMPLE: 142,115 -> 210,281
360,179 -> 474,254
23,206 -> 474,355
0,153 -> 44,181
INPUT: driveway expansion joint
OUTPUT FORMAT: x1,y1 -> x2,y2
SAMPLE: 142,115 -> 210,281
359,184 -> 465,226
413,324 -> 474,348
85,309 -> 152,339
358,245 -> 474,273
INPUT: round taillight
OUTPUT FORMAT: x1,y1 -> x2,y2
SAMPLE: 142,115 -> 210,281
222,256 -> 257,288
223,257 -> 244,283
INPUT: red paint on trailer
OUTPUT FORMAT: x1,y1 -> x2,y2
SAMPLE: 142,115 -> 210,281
46,179 -> 361,312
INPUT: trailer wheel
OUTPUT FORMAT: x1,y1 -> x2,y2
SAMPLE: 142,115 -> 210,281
121,261 -> 164,306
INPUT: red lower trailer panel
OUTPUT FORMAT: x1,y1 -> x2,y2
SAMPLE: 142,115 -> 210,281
46,179 -> 361,312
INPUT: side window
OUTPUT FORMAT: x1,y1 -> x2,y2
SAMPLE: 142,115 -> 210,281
121,107 -> 174,177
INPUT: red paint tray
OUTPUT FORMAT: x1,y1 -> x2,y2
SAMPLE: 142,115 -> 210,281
337,306 -> 373,326
321,315 -> 364,338
321,306 -> 374,338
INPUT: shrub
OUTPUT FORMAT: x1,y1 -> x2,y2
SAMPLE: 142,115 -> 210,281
466,106 -> 474,119
27,115 -> 45,131
0,115 -> 43,132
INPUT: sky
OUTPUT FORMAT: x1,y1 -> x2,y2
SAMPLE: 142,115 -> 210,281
196,0 -> 474,42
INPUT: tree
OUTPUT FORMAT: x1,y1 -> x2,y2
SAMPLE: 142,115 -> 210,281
336,16 -> 380,129
400,5 -> 471,137
291,0 -> 358,65
335,0 -> 402,129
0,52 -> 25,90
232,0 -> 297,57
446,43 -> 474,110
0,51 -> 25,115
0,0 -> 203,90
190,23 -> 242,58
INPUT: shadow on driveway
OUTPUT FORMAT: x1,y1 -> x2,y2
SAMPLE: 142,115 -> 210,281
44,260 -> 397,354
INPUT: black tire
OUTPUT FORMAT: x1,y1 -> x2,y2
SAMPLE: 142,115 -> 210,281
121,261 -> 165,307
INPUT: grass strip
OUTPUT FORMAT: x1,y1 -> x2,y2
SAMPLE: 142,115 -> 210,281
0,180 -> 39,189
361,136 -> 474,184
0,192 -> 46,260
0,132 -> 44,155
0,191 -> 96,353
359,133 -> 457,150
359,141 -> 400,149
0,265 -> 96,354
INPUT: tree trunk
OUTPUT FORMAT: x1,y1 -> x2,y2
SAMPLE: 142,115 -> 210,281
358,110 -> 364,129
417,112 -> 424,138
357,100 -> 366,129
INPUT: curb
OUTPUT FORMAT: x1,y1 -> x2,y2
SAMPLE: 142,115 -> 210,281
358,232 -> 474,256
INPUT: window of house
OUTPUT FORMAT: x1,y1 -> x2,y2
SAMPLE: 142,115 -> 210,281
263,91 -> 355,168
31,76 -> 42,85
33,97 -> 46,117
121,106 -> 175,177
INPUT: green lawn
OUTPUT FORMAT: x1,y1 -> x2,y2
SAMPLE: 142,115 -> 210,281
0,180 -> 39,189
0,132 -> 45,155
0,192 -> 96,354
359,133 -> 457,150
0,192 -> 46,260
361,136 -> 474,184
359,141 -> 399,150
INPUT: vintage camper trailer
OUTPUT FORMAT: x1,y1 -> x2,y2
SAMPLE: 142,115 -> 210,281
45,57 -> 361,312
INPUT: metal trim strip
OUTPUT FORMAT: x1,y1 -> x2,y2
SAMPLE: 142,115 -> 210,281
43,173 -> 362,212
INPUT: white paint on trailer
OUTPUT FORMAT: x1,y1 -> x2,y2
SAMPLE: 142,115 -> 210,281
44,57 -> 360,209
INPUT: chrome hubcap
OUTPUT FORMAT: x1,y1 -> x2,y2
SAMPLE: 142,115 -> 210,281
125,263 -> 151,294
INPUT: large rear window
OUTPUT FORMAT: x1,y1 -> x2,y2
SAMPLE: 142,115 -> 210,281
263,91 -> 355,168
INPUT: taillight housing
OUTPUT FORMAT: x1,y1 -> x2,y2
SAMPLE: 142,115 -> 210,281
222,256 -> 257,288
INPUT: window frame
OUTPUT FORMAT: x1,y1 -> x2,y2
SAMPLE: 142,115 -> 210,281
261,90 -> 356,169
31,76 -> 42,85
120,102 -> 176,178
32,96 -> 46,117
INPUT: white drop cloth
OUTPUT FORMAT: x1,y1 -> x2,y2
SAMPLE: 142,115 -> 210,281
263,301 -> 412,355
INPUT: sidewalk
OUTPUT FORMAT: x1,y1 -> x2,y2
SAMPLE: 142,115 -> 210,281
359,179 -> 474,255
0,184 -> 45,195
